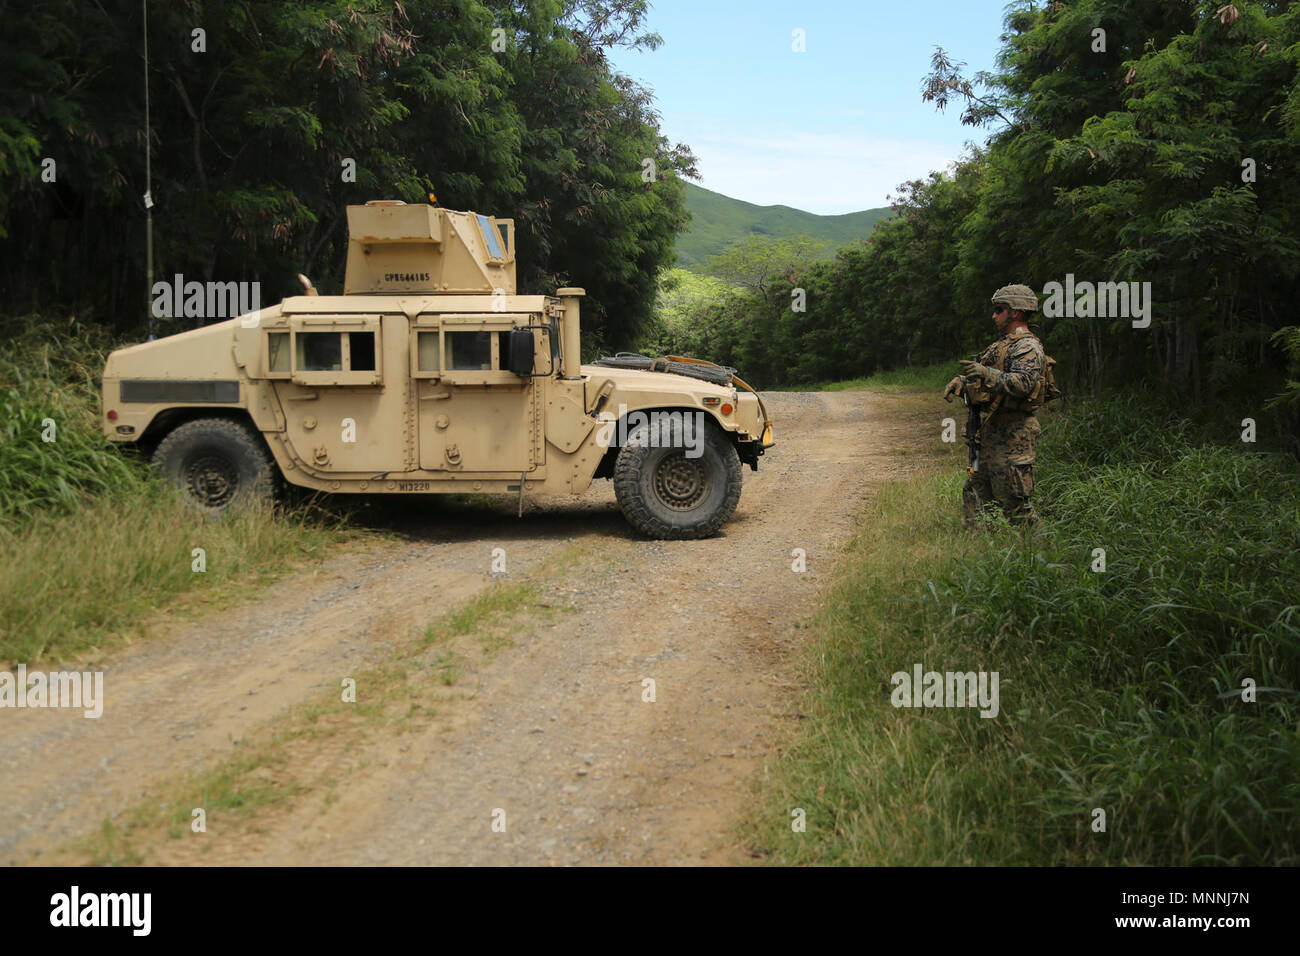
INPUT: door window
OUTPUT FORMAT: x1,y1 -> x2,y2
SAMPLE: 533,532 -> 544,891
287,316 -> 383,386
410,314 -> 533,385
297,332 -> 343,371
446,330 -> 493,370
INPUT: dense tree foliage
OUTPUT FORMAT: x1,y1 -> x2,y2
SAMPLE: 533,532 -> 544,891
8,0 -> 1300,443
639,164 -> 985,387
0,0 -> 692,349
647,0 -> 1300,448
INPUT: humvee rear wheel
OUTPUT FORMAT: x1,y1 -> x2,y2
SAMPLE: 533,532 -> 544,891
152,418 -> 277,516
613,417 -> 742,539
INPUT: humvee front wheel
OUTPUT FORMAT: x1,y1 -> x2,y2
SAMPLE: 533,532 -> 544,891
152,418 -> 277,516
613,417 -> 742,539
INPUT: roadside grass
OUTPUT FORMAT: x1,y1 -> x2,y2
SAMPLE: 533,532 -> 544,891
0,489 -> 353,664
782,361 -> 952,393
423,580 -> 538,645
79,722 -> 326,865
90,818 -> 144,867
0,315 -> 366,665
63,546 -> 585,865
0,317 -> 137,520
751,391 -> 1300,865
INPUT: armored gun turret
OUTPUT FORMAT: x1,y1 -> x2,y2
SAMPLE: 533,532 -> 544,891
343,201 -> 516,295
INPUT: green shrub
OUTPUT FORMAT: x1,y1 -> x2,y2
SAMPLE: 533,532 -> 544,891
755,393 -> 1300,865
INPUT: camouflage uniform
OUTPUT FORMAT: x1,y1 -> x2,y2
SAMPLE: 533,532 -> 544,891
961,329 -> 1045,526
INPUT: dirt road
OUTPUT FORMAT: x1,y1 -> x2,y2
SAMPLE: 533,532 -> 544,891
1,390 -> 942,865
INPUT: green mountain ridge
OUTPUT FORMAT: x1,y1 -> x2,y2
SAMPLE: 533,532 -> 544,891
677,180 -> 893,268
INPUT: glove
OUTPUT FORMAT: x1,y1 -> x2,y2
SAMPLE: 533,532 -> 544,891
958,360 -> 990,380
942,376 -> 962,403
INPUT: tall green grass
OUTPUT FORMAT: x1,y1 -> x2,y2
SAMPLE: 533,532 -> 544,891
0,490 -> 349,664
0,317 -> 141,519
0,316 -> 357,664
753,392 -> 1300,864
784,361 -> 953,393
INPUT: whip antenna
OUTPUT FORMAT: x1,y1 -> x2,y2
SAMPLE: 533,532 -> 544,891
143,0 -> 156,340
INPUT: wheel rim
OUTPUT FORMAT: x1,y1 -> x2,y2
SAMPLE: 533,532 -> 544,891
652,452 -> 709,510
184,453 -> 239,508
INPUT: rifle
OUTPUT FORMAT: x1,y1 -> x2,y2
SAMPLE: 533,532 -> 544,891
960,380 -> 980,476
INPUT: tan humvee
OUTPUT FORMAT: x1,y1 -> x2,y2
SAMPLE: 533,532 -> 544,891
101,201 -> 773,538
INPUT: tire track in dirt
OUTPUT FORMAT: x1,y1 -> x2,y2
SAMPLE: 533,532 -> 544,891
2,391 -> 944,865
1,515 -> 604,863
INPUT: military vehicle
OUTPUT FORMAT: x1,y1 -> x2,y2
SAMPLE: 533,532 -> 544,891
100,200 -> 773,538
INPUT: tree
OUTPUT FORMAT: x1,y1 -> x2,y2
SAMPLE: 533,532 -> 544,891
703,235 -> 829,307
918,0 -> 1300,416
0,0 -> 693,349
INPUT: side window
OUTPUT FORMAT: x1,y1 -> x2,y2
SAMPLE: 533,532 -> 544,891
446,330 -> 493,370
297,332 -> 342,371
415,331 -> 439,374
348,331 -> 376,371
414,314 -> 530,384
287,317 -> 382,385
266,332 -> 290,375
549,312 -> 562,368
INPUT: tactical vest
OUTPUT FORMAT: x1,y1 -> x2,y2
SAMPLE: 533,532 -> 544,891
970,329 -> 1059,413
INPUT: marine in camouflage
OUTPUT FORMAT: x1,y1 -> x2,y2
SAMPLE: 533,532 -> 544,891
962,405 -> 1042,526
960,326 -> 1046,527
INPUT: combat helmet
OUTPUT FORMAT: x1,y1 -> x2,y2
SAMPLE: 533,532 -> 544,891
991,283 -> 1038,312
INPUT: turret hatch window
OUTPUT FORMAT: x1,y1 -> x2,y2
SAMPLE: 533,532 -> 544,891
476,214 -> 504,260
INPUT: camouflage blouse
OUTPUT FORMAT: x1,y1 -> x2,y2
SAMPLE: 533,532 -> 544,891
975,330 -> 1045,402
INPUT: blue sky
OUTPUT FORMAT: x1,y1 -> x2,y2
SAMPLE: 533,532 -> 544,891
604,0 -> 1011,214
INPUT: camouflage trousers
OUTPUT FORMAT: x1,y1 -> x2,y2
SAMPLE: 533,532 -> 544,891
962,410 -> 1041,527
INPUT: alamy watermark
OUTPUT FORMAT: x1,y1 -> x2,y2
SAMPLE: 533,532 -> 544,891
50,886 -> 150,935
594,404 -> 706,458
1041,274 -> 1151,328
0,666 -> 103,718
890,664 -> 999,718
151,273 -> 261,321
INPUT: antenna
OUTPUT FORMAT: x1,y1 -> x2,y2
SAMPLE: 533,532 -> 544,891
143,0 -> 156,341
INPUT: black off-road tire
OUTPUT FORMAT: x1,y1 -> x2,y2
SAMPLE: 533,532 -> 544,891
613,415 -> 742,539
152,418 -> 278,516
